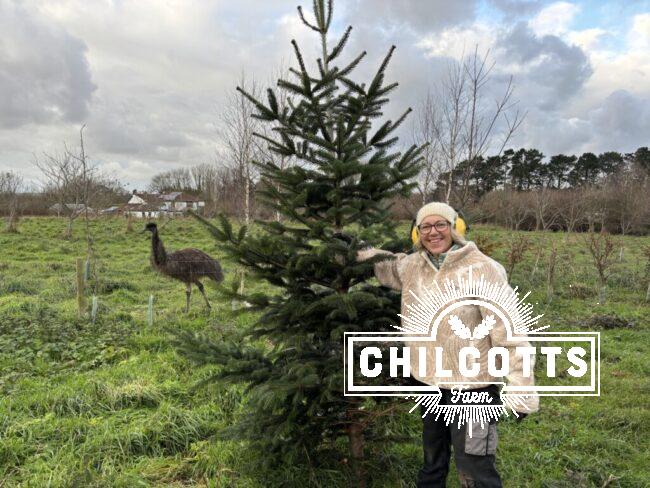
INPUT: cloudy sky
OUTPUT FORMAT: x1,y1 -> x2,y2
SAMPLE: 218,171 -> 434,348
1,0 -> 649,189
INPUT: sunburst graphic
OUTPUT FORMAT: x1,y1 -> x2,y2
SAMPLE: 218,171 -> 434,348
396,265 -> 547,429
405,388 -> 534,434
395,265 -> 548,336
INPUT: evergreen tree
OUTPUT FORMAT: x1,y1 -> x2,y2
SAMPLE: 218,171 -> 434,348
568,152 -> 600,186
507,148 -> 527,190
523,148 -> 545,189
598,151 -> 624,176
172,1 -> 422,485
474,155 -> 506,196
627,146 -> 650,172
547,154 -> 575,188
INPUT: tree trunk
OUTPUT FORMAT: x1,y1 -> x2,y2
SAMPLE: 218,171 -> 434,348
76,258 -> 87,317
598,284 -> 607,304
6,208 -> 18,233
347,416 -> 366,488
245,175 -> 250,225
65,217 -> 74,239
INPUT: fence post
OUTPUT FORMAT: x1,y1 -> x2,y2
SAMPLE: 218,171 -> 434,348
148,294 -> 154,326
231,269 -> 245,310
76,258 -> 87,317
91,295 -> 99,323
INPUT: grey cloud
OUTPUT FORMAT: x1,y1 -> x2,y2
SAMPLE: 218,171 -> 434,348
0,0 -> 644,189
503,90 -> 650,157
511,109 -> 593,155
591,90 -> 650,151
496,22 -> 592,110
0,1 -> 96,128
346,0 -> 477,34
488,0 -> 544,20
88,95 -> 197,158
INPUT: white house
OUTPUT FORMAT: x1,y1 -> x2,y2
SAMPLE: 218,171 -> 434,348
121,191 -> 205,218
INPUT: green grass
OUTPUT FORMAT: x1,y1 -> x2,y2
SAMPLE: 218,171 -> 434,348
0,217 -> 648,487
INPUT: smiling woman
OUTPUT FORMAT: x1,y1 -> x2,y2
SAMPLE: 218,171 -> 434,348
412,202 -> 467,267
356,200 -> 539,487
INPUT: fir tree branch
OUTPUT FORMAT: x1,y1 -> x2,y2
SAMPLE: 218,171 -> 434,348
297,5 -> 320,32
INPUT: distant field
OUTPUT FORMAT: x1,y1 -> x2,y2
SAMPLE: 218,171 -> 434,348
0,217 -> 648,487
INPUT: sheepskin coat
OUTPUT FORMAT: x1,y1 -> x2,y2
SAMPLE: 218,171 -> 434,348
357,241 -> 539,413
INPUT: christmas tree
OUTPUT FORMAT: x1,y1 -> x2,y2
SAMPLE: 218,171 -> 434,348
173,0 -> 423,484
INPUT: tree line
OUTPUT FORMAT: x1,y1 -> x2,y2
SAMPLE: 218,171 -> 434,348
438,146 -> 648,198
442,146 -> 649,235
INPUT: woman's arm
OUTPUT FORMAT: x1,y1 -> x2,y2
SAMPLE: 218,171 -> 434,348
356,248 -> 408,291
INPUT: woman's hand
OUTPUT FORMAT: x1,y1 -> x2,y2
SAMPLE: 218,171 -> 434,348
332,232 -> 353,244
333,232 -> 371,250
515,413 -> 528,423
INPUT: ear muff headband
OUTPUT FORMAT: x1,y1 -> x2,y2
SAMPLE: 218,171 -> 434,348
410,216 -> 467,246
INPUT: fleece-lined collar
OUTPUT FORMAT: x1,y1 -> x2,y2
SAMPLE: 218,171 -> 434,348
420,241 -> 471,271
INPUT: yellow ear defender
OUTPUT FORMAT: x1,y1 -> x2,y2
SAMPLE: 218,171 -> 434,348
410,214 -> 467,246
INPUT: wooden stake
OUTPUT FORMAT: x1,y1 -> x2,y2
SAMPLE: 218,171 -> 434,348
91,295 -> 98,323
76,258 -> 87,317
148,294 -> 154,326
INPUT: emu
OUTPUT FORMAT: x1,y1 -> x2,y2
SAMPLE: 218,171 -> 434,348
143,222 -> 224,312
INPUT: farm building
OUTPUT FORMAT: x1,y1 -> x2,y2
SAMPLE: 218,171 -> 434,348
121,191 -> 205,218
49,203 -> 95,216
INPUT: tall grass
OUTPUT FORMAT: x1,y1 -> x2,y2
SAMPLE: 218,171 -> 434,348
0,217 -> 648,487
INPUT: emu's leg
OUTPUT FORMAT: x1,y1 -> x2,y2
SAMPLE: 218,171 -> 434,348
185,283 -> 192,313
196,281 -> 211,309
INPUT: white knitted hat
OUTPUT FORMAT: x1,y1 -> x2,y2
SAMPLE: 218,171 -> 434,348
415,202 -> 457,226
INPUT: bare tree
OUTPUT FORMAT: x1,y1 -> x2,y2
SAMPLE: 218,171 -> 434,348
644,245 -> 650,302
558,187 -> 590,234
191,163 -> 219,214
411,91 -> 441,206
219,72 -> 264,225
149,168 -> 194,193
0,171 -> 23,232
35,127 -> 121,240
505,234 -> 532,277
606,171 -> 649,235
456,47 -> 523,207
36,149 -> 85,239
546,241 -> 558,302
421,46 -> 523,207
584,231 -> 615,303
505,190 -> 532,230
532,187 -> 562,231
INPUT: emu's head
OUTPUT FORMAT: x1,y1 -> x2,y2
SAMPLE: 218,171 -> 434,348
143,222 -> 158,234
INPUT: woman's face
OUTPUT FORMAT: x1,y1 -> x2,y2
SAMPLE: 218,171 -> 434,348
419,214 -> 453,254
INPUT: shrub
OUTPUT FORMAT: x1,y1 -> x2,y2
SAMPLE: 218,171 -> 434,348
587,314 -> 635,329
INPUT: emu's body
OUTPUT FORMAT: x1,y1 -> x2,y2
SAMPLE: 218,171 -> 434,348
145,223 -> 223,312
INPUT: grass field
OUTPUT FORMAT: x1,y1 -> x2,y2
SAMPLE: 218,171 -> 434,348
0,216 -> 648,487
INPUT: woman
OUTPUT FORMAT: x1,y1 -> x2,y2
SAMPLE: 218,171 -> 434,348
355,202 -> 539,488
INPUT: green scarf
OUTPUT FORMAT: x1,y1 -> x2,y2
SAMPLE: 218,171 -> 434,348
425,243 -> 462,269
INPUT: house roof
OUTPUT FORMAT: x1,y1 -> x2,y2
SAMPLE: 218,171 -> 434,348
122,203 -> 162,212
161,192 -> 201,202
50,203 -> 94,211
132,192 -> 165,205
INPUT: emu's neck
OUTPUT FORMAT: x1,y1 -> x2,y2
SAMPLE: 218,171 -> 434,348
150,230 -> 167,266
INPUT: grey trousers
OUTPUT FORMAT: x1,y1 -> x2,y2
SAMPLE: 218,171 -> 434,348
417,385 -> 503,488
